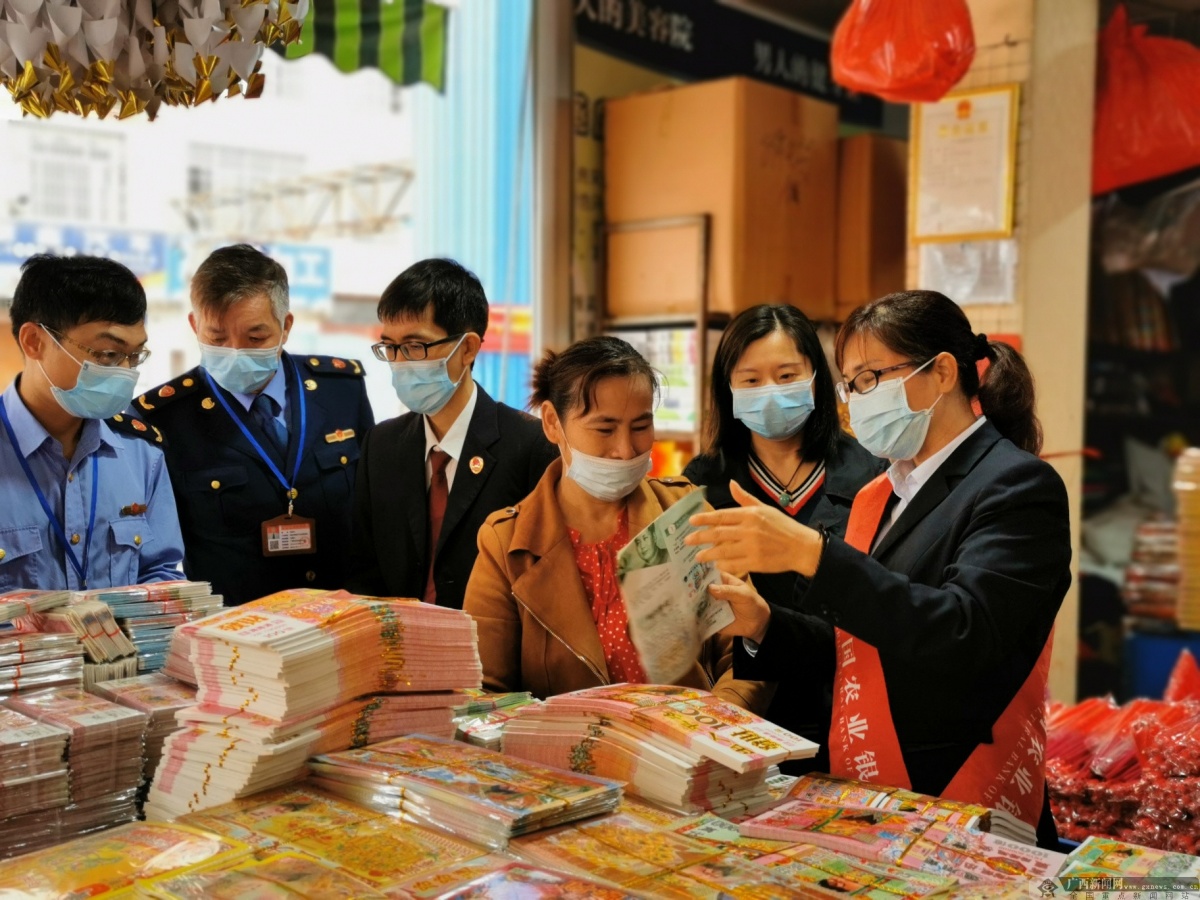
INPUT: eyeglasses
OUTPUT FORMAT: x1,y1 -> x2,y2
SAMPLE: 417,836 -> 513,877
42,326 -> 152,368
835,361 -> 926,403
371,334 -> 464,363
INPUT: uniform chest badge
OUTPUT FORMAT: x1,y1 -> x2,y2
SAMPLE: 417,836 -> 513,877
469,456 -> 484,475
120,503 -> 148,516
324,429 -> 355,443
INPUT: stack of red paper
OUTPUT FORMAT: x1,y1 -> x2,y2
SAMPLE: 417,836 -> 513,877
145,589 -> 481,820
502,684 -> 818,817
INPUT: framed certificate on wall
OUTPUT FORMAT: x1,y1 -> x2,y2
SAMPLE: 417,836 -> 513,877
911,84 -> 1020,242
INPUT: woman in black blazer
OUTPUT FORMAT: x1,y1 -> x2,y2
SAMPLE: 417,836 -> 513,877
689,291 -> 1071,849
683,305 -> 883,771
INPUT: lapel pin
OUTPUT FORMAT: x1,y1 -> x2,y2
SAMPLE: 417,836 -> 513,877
469,456 -> 484,475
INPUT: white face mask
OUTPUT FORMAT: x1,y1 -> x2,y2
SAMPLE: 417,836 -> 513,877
563,441 -> 652,503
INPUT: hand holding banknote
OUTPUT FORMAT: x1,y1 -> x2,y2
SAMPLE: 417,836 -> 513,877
707,572 -> 771,645
686,480 -> 823,577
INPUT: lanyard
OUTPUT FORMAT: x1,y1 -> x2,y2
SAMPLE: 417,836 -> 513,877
203,357 -> 307,514
0,397 -> 100,588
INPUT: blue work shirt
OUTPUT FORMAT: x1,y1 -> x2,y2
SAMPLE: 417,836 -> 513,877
0,379 -> 185,591
230,365 -> 288,425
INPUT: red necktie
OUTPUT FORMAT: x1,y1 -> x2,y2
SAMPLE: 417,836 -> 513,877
423,449 -> 451,604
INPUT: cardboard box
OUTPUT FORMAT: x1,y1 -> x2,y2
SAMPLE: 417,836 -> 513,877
836,134 -> 909,318
605,77 -> 838,320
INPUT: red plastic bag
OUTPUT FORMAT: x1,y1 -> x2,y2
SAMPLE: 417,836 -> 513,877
1165,649 -> 1200,702
1094,5 -> 1200,195
831,0 -> 975,104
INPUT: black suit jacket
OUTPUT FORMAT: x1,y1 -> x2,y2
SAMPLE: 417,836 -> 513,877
686,432 -> 885,773
736,422 -> 1071,840
346,386 -> 558,610
138,353 -> 374,605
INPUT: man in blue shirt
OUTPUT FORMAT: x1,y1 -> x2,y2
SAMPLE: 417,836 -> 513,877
0,254 -> 185,592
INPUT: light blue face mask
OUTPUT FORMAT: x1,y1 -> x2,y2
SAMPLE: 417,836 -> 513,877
732,378 -> 816,441
200,342 -> 281,395
39,329 -> 140,420
389,335 -> 465,415
848,357 -> 942,461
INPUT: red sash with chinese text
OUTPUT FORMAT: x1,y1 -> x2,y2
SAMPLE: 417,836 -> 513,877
828,474 -> 1051,829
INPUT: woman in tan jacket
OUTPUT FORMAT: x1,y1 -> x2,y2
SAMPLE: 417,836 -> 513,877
463,336 -> 769,712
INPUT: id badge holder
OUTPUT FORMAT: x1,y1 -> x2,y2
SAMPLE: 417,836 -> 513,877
261,490 -> 316,557
262,515 -> 317,556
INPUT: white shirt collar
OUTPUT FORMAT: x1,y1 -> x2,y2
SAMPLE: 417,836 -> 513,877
887,416 -> 988,505
423,381 -> 477,462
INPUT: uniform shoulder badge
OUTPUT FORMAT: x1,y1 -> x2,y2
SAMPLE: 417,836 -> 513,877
136,368 -> 202,416
106,412 -> 167,447
302,355 -> 365,377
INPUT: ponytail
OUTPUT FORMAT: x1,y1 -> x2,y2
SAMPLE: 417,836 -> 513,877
837,291 -> 1044,456
978,340 -> 1042,456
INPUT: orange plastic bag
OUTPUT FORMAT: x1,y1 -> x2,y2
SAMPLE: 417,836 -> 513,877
831,0 -> 975,103
1094,5 -> 1200,196
1165,649 -> 1200,703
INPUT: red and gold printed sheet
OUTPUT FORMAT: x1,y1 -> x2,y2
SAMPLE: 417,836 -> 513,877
182,589 -> 481,722
0,821 -> 249,896
139,850 -> 388,899
433,862 -> 642,899
309,734 -> 622,847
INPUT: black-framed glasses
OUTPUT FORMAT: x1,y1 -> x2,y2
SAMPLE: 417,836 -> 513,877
42,325 -> 151,368
371,334 -> 464,363
835,361 -> 926,403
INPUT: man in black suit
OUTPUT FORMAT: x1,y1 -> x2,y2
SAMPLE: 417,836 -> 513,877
139,245 -> 374,605
346,258 -> 557,609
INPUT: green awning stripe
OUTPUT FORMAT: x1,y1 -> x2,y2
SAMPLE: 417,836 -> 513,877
377,0 -> 406,83
279,0 -> 447,91
358,0 -> 381,69
332,0 -> 360,74
420,1 -> 446,90
400,0 -> 424,86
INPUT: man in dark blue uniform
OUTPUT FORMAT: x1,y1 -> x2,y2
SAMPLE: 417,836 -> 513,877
139,245 -> 374,605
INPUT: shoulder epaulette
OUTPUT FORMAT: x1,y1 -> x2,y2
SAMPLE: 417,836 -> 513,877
107,412 -> 167,447
135,369 -> 203,416
300,355 -> 365,377
490,504 -> 521,524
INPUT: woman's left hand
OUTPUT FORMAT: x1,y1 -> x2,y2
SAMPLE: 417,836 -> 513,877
687,480 -> 824,577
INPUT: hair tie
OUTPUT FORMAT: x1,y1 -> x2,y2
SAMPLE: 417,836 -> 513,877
974,333 -> 991,361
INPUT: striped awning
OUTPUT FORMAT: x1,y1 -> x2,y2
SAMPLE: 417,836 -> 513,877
282,0 -> 448,90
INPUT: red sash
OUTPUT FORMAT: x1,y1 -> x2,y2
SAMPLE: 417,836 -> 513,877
828,474 -> 1051,829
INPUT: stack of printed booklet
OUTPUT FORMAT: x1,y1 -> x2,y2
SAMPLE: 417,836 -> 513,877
310,733 -> 623,849
0,631 -> 83,698
501,683 -> 819,817
144,589 -> 483,820
0,687 -> 146,858
2,771 -> 1197,898
76,582 -> 222,674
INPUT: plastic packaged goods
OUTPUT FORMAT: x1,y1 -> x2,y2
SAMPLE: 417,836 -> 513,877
75,581 -> 222,674
830,0 -> 975,103
1094,6 -> 1200,196
0,821 -> 249,896
89,672 -> 198,783
145,589 -> 483,820
502,684 -> 816,817
138,850 -> 388,899
0,707 -> 69,820
309,733 -> 623,850
432,862 -> 641,900
5,686 -> 148,802
1176,450 -> 1200,629
0,590 -> 69,623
